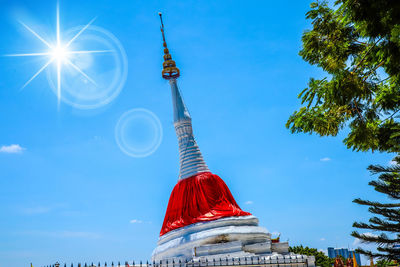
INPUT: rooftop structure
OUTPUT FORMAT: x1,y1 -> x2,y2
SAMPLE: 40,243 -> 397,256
327,247 -> 361,266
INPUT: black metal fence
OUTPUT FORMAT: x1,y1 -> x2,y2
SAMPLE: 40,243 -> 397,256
41,256 -> 310,267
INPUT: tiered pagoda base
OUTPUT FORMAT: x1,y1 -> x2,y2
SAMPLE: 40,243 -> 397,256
152,216 -> 315,267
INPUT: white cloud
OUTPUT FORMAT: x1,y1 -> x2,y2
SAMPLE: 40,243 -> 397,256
353,232 -> 378,246
320,237 -> 326,241
245,201 -> 253,205
93,136 -> 102,141
320,157 -> 331,162
56,231 -> 101,239
21,206 -> 52,215
23,230 -> 101,239
130,219 -> 143,224
319,249 -> 328,256
353,232 -> 380,265
19,203 -> 67,215
389,160 -> 398,166
0,144 -> 25,154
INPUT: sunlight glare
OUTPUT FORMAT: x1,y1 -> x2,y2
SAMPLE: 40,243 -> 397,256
52,46 -> 68,61
6,3 -> 112,106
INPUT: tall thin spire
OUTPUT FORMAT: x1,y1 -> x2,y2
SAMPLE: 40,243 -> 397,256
159,12 -> 180,80
159,13 -> 209,180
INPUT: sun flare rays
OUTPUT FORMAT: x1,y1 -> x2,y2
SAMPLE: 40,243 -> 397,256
7,3 -> 112,105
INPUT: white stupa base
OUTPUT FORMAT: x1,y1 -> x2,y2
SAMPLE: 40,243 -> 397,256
151,216 -> 315,267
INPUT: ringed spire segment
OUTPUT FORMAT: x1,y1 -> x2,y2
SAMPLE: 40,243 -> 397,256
159,13 -> 180,80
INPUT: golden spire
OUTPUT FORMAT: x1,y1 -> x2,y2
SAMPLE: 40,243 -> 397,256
159,12 -> 180,80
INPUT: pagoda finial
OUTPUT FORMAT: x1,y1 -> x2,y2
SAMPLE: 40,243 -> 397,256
159,12 -> 180,80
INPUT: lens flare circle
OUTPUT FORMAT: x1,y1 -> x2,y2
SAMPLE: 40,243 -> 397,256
115,108 -> 163,158
47,25 -> 128,109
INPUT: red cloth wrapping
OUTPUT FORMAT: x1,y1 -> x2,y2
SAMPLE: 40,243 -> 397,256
160,172 -> 251,236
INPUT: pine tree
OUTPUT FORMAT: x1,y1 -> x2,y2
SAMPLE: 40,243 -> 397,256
351,155 -> 400,260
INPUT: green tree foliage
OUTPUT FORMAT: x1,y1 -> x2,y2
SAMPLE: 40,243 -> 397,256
351,155 -> 400,261
376,259 -> 397,267
286,0 -> 400,153
288,0 -> 400,261
289,245 -> 334,267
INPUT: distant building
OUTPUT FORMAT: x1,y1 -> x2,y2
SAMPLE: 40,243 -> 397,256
327,247 -> 361,265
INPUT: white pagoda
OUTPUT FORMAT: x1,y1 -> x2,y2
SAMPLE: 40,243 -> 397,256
152,13 -> 315,267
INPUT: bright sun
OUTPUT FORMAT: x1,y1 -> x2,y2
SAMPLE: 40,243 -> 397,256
6,3 -> 112,105
52,46 -> 68,61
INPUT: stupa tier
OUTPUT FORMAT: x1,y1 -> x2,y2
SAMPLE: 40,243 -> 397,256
152,13 -> 315,267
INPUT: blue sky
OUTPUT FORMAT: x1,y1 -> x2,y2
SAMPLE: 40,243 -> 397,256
0,0 -> 394,266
